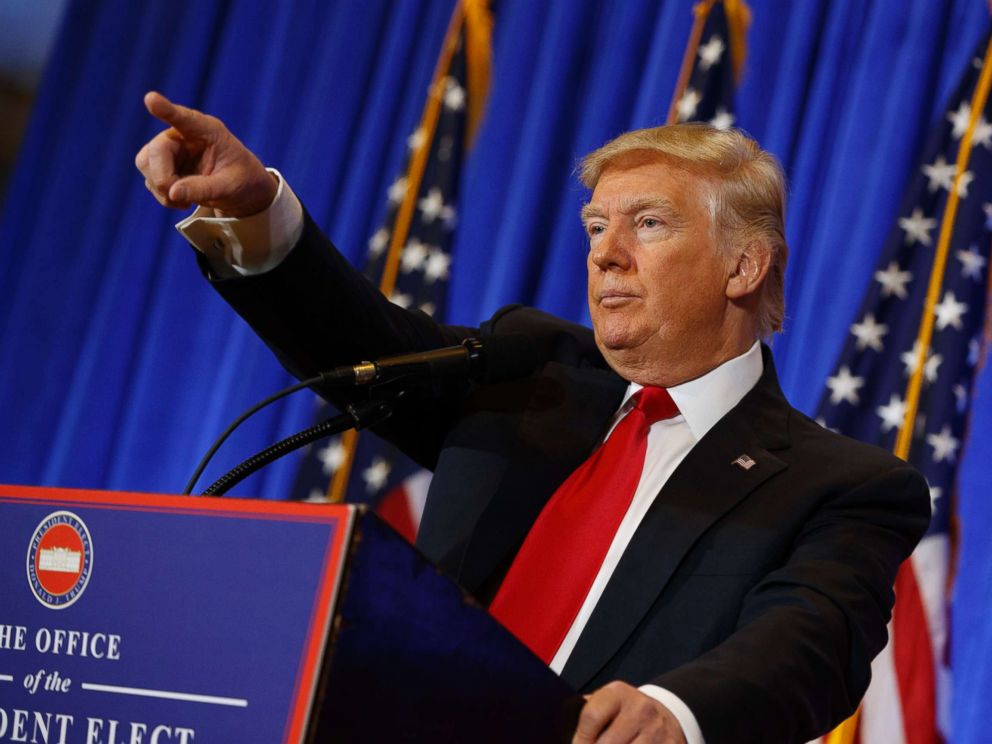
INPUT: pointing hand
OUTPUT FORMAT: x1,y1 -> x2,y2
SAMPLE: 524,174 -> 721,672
135,91 -> 277,217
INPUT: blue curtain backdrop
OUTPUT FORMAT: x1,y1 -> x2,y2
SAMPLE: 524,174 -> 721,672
0,0 -> 989,738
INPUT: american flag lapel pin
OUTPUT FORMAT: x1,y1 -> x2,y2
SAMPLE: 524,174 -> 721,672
731,454 -> 757,471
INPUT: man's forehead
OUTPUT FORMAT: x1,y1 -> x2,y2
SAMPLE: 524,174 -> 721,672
584,156 -> 711,214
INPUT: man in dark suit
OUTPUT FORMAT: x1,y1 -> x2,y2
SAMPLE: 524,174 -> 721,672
136,92 -> 931,744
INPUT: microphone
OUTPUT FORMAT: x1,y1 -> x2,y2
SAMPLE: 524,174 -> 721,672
186,333 -> 541,495
319,334 -> 540,386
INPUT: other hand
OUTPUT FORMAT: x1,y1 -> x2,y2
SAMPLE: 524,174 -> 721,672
573,682 -> 688,744
135,91 -> 277,217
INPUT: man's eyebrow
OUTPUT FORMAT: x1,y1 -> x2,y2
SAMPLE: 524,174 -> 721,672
579,203 -> 604,223
617,195 -> 678,215
579,196 -> 679,224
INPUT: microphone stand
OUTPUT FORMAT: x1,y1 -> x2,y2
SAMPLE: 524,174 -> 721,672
200,393 -> 400,496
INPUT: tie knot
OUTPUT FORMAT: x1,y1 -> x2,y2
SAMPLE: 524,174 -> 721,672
633,386 -> 678,424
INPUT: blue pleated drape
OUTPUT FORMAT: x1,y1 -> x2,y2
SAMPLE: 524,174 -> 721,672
1,1 -> 990,738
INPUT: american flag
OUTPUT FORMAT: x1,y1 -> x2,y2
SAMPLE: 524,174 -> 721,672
815,30 -> 992,744
291,3 -> 490,542
667,0 -> 750,129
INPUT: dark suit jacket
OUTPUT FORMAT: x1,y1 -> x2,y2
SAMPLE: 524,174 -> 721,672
207,212 -> 931,743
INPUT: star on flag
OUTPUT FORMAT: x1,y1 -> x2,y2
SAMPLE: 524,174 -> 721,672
898,208 -> 937,246
900,341 -> 943,383
874,261 -> 913,299
443,77 -> 466,111
304,488 -> 330,503
948,102 -> 972,139
826,366 -> 865,405
925,425 -> 960,463
933,291 -> 968,331
389,291 -> 413,309
387,176 -> 409,204
368,227 -> 390,257
424,250 -> 452,283
973,116 -> 992,149
362,457 -> 392,494
876,394 -> 907,433
419,187 -> 456,224
697,35 -> 725,70
850,313 -> 888,352
317,438 -> 346,476
400,239 -> 430,273
956,245 -> 987,280
953,383 -> 969,413
710,108 -> 735,130
955,170 -> 975,198
676,88 -> 702,121
407,127 -> 427,151
922,156 -> 957,193
922,155 -> 973,198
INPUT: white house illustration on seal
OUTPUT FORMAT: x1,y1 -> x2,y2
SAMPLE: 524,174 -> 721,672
38,546 -> 82,573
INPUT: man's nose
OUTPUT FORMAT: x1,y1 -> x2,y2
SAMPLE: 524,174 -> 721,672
589,228 -> 633,271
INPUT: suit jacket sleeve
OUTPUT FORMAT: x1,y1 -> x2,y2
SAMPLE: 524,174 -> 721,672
652,459 -> 930,743
203,209 -> 478,469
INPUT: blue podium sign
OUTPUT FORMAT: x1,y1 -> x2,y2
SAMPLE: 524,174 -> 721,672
0,485 -> 353,744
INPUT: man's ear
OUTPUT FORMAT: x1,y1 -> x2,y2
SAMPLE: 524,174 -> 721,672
727,243 -> 771,300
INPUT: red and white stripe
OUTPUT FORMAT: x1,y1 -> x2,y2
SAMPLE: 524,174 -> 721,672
808,535 -> 948,744
855,535 -> 948,744
374,469 -> 431,543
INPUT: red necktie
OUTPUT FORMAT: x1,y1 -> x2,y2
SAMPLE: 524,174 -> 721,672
489,386 -> 679,662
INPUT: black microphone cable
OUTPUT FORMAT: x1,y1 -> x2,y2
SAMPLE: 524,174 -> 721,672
199,395 -> 397,496
182,375 -> 322,495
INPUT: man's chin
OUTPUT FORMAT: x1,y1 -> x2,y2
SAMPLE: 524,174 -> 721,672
593,327 -> 643,354
598,337 -> 631,352
592,314 -> 635,344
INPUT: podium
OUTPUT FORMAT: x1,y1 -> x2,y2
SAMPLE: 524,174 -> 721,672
0,485 -> 581,743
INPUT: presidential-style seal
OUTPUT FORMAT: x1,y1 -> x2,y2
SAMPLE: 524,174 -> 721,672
27,511 -> 93,609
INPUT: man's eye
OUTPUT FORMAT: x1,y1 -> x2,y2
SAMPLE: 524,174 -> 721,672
587,224 -> 605,237
641,217 -> 662,229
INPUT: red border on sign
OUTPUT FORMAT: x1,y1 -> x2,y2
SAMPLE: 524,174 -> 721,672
0,484 -> 353,744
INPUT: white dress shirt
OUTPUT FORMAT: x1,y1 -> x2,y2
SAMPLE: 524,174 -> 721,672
177,175 -> 765,744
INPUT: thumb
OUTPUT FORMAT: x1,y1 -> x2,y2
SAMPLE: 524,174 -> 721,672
169,175 -> 223,207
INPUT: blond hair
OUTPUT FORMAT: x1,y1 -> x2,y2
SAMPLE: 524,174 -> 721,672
580,123 -> 788,338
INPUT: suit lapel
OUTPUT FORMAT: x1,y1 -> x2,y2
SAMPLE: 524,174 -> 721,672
562,348 -> 793,689
457,362 -> 627,597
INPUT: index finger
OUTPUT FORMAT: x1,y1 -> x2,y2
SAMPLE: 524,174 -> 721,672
143,91 -> 213,138
572,688 -> 621,744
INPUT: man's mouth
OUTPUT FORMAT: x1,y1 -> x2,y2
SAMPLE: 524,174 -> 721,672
598,290 -> 639,308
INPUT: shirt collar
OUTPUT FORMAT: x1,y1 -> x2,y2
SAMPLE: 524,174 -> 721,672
621,341 -> 763,442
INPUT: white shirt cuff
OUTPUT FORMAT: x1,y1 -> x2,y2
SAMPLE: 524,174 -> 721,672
638,684 -> 705,744
175,168 -> 304,278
